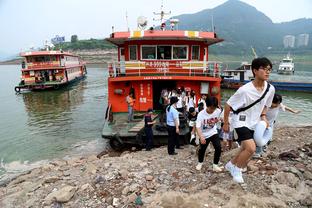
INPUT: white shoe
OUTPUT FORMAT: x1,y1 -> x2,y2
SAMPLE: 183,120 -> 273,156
225,161 -> 234,172
225,161 -> 244,183
212,164 -> 223,172
196,162 -> 203,171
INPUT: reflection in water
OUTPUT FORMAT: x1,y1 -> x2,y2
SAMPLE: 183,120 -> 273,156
22,82 -> 85,130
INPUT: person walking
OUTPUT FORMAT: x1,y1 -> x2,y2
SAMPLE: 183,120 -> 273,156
223,57 -> 275,183
195,96 -> 223,172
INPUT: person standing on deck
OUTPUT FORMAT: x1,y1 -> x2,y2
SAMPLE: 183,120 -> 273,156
166,96 -> 180,155
223,57 -> 275,183
126,92 -> 135,122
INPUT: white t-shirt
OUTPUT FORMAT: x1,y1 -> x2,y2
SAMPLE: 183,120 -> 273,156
176,95 -> 183,108
267,103 -> 285,126
196,108 -> 222,138
227,81 -> 275,130
187,96 -> 196,111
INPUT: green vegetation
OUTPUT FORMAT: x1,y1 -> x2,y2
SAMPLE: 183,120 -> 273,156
54,38 -> 115,50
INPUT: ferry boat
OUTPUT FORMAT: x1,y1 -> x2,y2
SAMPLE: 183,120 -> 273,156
277,53 -> 295,75
102,8 -> 224,150
221,63 -> 312,92
14,50 -> 87,92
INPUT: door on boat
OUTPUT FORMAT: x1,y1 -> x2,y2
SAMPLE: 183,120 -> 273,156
152,80 -> 176,110
119,47 -> 125,75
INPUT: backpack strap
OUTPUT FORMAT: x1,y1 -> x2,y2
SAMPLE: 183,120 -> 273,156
232,83 -> 271,115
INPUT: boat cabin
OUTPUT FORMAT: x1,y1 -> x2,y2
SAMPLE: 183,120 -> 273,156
106,29 -> 224,113
16,51 -> 86,91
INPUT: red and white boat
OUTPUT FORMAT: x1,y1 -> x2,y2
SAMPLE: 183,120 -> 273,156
102,9 -> 224,150
15,50 -> 87,92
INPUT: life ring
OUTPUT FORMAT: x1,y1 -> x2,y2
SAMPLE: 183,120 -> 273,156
253,120 -> 273,147
14,86 -> 21,93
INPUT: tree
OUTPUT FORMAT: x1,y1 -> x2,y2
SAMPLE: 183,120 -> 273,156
71,35 -> 78,43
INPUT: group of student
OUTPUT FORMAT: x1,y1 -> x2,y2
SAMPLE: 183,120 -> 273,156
138,57 -> 302,184
148,57 -> 301,184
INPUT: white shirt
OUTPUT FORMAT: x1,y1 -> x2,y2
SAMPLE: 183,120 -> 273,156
187,96 -> 196,111
198,98 -> 207,109
267,103 -> 285,126
196,108 -> 222,138
227,81 -> 275,130
176,95 -> 183,108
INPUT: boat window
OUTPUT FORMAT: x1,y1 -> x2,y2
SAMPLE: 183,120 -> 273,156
172,46 -> 187,60
142,46 -> 156,60
157,46 -> 171,59
129,45 -> 137,61
51,56 -> 57,62
191,45 -> 200,60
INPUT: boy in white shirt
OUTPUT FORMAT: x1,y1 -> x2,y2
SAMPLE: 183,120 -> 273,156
223,57 -> 275,183
195,96 -> 223,172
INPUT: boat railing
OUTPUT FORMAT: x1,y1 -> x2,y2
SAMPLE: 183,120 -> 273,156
108,61 -> 221,78
26,61 -> 60,69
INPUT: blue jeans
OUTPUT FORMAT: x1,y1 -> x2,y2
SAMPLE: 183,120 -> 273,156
128,106 -> 133,121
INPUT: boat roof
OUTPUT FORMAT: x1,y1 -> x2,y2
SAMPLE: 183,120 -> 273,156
20,51 -> 78,57
106,30 -> 224,46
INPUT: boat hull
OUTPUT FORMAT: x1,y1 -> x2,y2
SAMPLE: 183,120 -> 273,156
14,75 -> 86,92
222,79 -> 312,93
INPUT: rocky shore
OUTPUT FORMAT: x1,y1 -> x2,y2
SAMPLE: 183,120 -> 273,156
1,126 -> 312,208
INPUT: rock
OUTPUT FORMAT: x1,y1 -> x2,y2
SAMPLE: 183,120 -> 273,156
86,163 -> 97,174
247,163 -> 259,172
275,172 -> 299,188
303,171 -> 312,180
45,186 -> 76,204
300,195 -> 312,207
279,150 -> 299,160
94,175 -> 104,184
43,176 -> 60,184
122,186 -> 130,195
145,175 -> 153,181
80,183 -> 94,192
112,197 -> 120,206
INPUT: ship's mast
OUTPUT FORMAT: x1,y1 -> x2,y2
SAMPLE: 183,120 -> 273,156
153,0 -> 171,30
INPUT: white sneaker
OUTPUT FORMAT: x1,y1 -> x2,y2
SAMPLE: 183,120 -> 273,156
196,162 -> 203,171
212,164 -> 223,172
225,161 -> 244,183
232,166 -> 244,183
225,161 -> 234,172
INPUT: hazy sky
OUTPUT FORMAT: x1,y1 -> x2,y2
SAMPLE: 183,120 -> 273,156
0,0 -> 312,54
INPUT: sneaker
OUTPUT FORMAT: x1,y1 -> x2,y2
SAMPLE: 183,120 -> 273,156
225,161 -> 234,172
196,162 -> 203,171
231,166 -> 244,183
225,161 -> 244,183
253,153 -> 262,159
212,164 -> 223,172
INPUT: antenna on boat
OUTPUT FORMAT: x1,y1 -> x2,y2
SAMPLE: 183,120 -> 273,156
211,14 -> 215,32
153,0 -> 171,30
126,11 -> 130,32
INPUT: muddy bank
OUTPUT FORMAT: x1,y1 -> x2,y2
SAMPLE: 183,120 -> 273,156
0,126 -> 311,208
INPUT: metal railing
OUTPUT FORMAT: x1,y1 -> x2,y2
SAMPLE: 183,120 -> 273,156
108,61 -> 222,78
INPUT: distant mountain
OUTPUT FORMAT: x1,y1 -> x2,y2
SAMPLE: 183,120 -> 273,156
169,0 -> 312,55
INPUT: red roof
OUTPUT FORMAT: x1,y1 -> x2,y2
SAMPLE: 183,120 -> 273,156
106,30 -> 223,46
20,51 -> 78,57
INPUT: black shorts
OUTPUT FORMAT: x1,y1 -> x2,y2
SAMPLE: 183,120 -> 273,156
234,127 -> 254,142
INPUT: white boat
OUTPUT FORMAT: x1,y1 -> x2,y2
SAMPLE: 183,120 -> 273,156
277,53 -> 294,75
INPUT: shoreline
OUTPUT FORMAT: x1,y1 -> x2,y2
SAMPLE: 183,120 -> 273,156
1,126 -> 311,207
